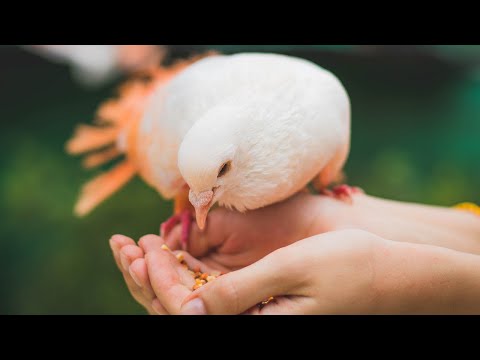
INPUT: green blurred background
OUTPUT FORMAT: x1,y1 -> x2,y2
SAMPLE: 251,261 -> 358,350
1,45 -> 479,314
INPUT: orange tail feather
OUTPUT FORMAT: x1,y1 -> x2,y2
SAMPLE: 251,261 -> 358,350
74,161 -> 136,217
82,147 -> 122,169
66,124 -> 120,155
67,50 -> 219,216
67,79 -> 153,216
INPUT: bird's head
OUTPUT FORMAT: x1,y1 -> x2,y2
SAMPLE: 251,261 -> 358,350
178,106 -> 240,230
178,98 -> 294,230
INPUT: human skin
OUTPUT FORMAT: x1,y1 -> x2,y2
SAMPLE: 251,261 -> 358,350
110,192 -> 480,314
180,230 -> 480,314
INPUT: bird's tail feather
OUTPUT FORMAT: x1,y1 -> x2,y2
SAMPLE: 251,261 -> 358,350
66,51 -> 219,216
66,78 -> 152,216
73,160 -> 137,216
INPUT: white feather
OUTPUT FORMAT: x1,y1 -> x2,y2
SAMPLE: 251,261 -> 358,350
137,53 -> 350,211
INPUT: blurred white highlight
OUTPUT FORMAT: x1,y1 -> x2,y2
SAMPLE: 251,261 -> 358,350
24,45 -> 165,87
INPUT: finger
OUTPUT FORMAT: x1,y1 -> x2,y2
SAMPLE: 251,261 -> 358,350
110,234 -> 136,251
138,234 -> 196,283
122,270 -> 152,311
180,250 -> 294,315
164,225 -> 182,250
173,250 -> 220,275
145,249 -> 196,314
167,208 -> 233,258
109,235 -> 152,313
138,234 -> 165,253
110,234 -> 136,270
120,244 -> 144,272
151,298 -> 169,315
119,245 -> 151,307
164,222 -> 203,254
129,258 -> 155,301
244,296 -> 313,315
140,235 -> 201,290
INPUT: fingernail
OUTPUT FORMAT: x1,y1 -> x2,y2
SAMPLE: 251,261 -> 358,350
181,298 -> 207,315
120,254 -> 129,272
129,267 -> 142,287
109,236 -> 118,249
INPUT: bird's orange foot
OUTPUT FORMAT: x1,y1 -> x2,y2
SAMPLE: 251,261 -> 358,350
160,210 -> 193,250
320,184 -> 364,204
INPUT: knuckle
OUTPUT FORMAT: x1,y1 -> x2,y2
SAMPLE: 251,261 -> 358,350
211,278 -> 241,314
110,234 -> 131,246
342,228 -> 372,239
344,229 -> 383,258
268,247 -> 298,272
130,258 -> 145,272
144,252 -> 155,265
144,250 -> 168,269
121,244 -> 139,255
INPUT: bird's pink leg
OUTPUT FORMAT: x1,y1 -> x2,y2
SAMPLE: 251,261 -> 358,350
160,214 -> 181,237
160,210 -> 193,250
180,210 -> 193,249
320,184 -> 364,204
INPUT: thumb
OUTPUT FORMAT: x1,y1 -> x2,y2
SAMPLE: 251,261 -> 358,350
180,249 -> 295,314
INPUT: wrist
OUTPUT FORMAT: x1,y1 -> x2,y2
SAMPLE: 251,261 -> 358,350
372,240 -> 480,314
307,194 -> 350,236
384,197 -> 480,253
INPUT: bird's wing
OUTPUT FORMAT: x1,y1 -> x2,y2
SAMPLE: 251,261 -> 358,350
137,55 -> 233,198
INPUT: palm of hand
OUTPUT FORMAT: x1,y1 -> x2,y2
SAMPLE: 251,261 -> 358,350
166,192 -> 326,272
112,191 -> 351,314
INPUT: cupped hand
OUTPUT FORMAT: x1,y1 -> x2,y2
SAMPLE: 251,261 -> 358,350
179,228 -> 480,315
109,191 -> 328,314
109,234 -> 160,314
182,229 -> 384,314
111,228 -> 382,315
110,191 -> 480,314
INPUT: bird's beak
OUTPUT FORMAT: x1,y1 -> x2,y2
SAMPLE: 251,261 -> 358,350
194,205 -> 211,230
189,189 -> 214,230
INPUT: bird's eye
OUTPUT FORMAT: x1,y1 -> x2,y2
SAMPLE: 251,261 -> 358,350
217,161 -> 231,178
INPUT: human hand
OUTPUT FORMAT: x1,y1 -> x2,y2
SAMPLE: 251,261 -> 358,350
110,233 -> 226,314
111,228 -> 381,315
111,191 -> 480,314
162,191 -> 480,260
109,234 -> 160,314
109,191 -> 324,314
179,229 -> 480,315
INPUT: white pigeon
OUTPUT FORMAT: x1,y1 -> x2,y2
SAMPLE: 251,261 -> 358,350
66,52 -> 352,248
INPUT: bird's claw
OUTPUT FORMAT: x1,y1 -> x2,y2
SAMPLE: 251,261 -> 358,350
160,210 -> 193,250
320,184 -> 364,204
